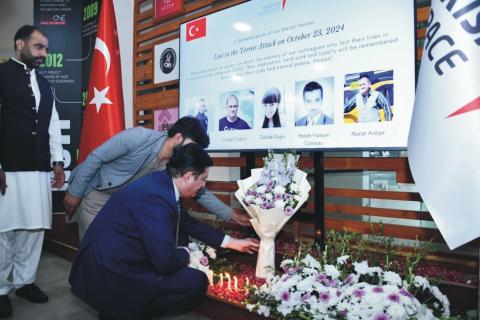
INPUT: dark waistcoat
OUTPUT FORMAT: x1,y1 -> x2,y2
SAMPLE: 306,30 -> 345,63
0,59 -> 54,172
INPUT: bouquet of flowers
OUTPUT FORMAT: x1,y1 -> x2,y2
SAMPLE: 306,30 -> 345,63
246,253 -> 451,320
188,240 -> 217,285
235,151 -> 311,278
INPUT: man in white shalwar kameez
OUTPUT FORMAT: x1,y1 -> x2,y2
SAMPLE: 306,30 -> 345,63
0,25 -> 64,319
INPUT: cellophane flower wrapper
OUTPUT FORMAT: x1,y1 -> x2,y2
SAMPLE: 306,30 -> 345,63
235,153 -> 311,278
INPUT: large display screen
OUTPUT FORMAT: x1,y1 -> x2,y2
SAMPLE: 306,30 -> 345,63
179,0 -> 415,151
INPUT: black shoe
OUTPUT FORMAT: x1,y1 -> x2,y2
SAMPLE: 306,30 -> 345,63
0,295 -> 12,319
15,284 -> 48,303
98,313 -> 118,320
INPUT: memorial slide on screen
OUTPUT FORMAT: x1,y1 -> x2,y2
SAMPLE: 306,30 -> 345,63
179,0 -> 415,151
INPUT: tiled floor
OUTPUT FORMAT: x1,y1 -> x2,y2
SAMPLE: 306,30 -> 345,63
5,252 -> 211,320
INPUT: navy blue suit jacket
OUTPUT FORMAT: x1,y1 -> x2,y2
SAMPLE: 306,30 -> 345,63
69,170 -> 224,319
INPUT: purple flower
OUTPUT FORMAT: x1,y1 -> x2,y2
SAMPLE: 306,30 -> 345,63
284,206 -> 294,216
325,279 -> 340,287
344,274 -> 353,284
387,293 -> 400,303
316,273 -> 328,282
319,291 -> 330,303
336,289 -> 342,297
372,286 -> 384,293
281,273 -> 293,282
281,291 -> 290,301
352,288 -> 365,299
287,267 -> 301,275
274,193 -> 283,201
373,313 -> 390,320
399,288 -> 414,298
300,293 -> 311,303
199,256 -> 209,266
339,309 -> 348,317
267,180 -> 274,189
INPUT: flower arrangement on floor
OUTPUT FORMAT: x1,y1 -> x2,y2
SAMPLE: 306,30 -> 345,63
245,250 -> 453,320
235,151 -> 311,278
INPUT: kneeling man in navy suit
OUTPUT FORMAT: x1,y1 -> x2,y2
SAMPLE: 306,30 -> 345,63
69,144 -> 259,320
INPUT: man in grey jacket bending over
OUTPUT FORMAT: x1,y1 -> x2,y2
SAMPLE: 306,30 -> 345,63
64,117 -> 250,239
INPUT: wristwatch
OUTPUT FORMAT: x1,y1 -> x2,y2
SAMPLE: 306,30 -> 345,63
52,161 -> 65,168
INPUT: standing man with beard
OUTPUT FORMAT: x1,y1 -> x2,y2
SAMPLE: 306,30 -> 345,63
0,25 -> 65,318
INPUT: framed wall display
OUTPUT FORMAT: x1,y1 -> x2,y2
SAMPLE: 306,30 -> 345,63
154,107 -> 179,132
154,38 -> 179,84
154,0 -> 184,21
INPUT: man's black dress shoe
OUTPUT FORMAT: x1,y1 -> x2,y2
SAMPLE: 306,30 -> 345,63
15,283 -> 48,303
0,295 -> 12,318
99,313 -> 119,320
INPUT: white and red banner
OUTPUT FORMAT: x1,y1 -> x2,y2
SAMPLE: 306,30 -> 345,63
78,0 -> 125,163
408,0 -> 480,249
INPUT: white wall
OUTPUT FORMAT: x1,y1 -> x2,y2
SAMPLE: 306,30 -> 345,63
113,0 -> 134,128
0,0 -> 33,60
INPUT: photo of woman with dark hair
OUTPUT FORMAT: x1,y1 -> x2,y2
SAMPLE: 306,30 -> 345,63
261,87 -> 282,128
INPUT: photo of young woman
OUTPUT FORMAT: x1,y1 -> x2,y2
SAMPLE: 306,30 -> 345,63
261,87 -> 282,128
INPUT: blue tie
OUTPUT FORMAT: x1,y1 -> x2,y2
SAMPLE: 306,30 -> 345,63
175,202 -> 181,247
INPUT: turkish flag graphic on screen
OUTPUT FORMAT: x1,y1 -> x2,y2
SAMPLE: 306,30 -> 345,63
186,17 -> 206,41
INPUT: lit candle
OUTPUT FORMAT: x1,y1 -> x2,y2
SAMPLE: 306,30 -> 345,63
225,273 -> 231,291
233,276 -> 238,291
208,270 -> 214,286
245,277 -> 250,293
219,273 -> 224,288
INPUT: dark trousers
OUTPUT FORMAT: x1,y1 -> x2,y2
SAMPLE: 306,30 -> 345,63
141,267 -> 207,319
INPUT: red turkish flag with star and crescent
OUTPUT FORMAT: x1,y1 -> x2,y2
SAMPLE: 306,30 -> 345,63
185,17 -> 206,42
78,0 -> 125,163
408,1 -> 480,249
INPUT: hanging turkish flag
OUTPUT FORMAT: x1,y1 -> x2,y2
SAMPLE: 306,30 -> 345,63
77,0 -> 125,163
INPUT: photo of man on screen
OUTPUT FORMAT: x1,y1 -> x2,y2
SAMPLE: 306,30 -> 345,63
295,80 -> 334,126
218,94 -> 251,131
343,72 -> 393,123
195,97 -> 208,132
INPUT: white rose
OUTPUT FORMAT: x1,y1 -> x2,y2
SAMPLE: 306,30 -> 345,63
257,305 -> 270,317
205,246 -> 216,259
353,261 -> 369,275
256,185 -> 267,194
324,264 -> 340,279
188,242 -> 199,251
382,271 -> 402,287
289,182 -> 298,192
274,199 -> 285,209
336,255 -> 349,265
387,303 -> 406,318
273,185 -> 286,194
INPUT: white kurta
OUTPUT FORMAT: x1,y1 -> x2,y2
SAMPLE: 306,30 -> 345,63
0,58 -> 63,232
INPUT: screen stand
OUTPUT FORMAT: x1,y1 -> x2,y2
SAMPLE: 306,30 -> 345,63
240,152 -> 256,179
313,151 -> 325,251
